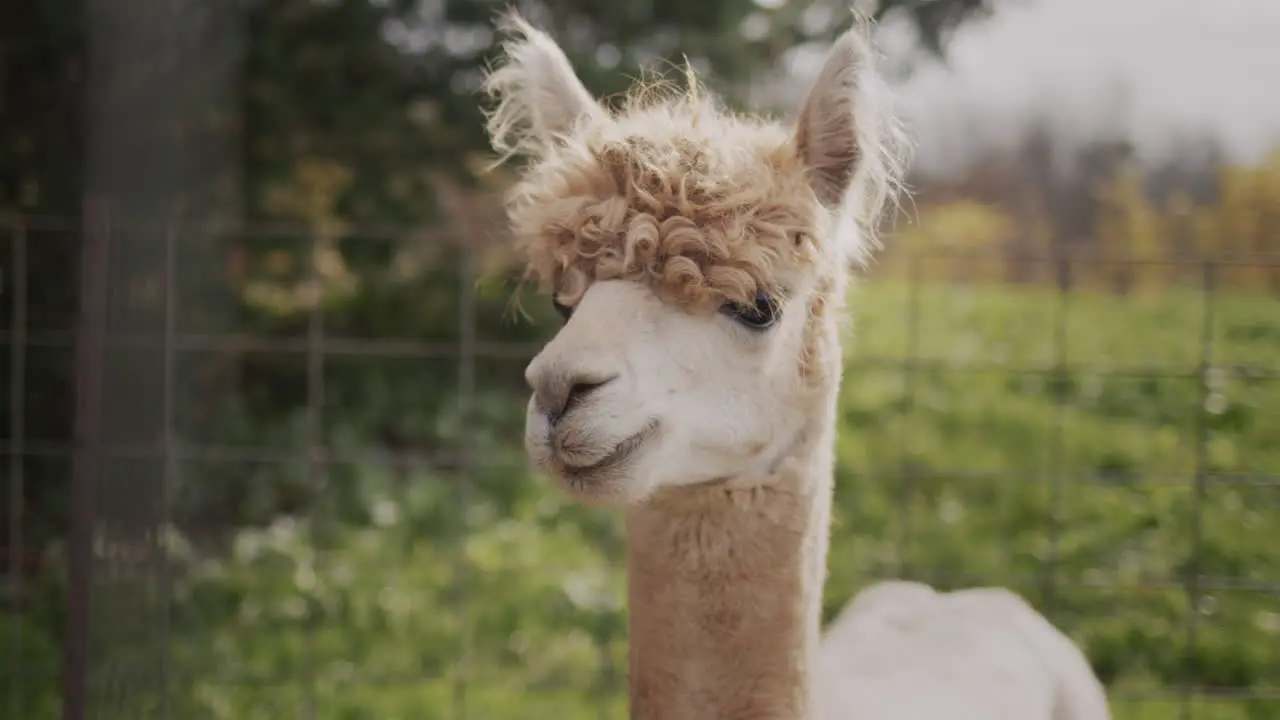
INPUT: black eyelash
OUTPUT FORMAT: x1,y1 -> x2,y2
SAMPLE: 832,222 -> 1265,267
719,289 -> 778,330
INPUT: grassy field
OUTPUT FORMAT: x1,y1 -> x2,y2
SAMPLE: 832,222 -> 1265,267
6,279 -> 1278,719
831,279 -> 1279,719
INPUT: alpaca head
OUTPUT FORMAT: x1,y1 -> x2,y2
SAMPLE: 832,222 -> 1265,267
483,11 -> 907,505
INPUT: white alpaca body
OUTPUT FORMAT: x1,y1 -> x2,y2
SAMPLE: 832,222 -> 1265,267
818,582 -> 1110,720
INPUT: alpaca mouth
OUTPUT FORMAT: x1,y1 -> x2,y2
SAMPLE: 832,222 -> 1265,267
558,421 -> 658,482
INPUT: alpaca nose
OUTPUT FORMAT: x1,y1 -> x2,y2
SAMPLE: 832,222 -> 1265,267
526,365 -> 616,425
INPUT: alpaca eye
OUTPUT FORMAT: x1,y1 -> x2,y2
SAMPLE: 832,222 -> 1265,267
720,289 -> 778,330
552,298 -> 574,321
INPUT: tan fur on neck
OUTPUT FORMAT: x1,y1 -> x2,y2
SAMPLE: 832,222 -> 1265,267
626,421 -> 835,720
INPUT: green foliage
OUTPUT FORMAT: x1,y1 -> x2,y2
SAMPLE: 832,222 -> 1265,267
163,461 -> 629,720
0,614 -> 61,719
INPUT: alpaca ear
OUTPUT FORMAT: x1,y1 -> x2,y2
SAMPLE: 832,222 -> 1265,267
793,26 -> 873,209
482,11 -> 606,161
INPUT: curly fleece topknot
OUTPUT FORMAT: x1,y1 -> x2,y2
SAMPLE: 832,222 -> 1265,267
482,10 -> 907,315
502,94 -> 829,313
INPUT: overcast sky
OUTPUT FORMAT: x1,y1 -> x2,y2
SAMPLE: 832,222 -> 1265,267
885,0 -> 1280,174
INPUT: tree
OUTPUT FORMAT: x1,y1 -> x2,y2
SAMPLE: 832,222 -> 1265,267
1191,150 -> 1280,291
1093,161 -> 1166,294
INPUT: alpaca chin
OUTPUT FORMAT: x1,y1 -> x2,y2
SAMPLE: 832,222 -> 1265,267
523,396 -> 658,506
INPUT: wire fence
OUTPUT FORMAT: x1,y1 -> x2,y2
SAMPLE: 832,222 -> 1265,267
1,212 -> 1278,719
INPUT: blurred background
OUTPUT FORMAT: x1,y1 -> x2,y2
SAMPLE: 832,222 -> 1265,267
1,0 -> 1277,718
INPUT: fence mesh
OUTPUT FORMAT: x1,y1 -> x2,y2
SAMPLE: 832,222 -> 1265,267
2,0 -> 1279,716
1,213 -> 1277,719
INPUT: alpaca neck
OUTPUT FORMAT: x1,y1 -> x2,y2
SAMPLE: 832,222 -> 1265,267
624,424 -> 834,720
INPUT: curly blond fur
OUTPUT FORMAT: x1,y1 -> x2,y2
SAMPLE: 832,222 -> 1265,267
481,8 -> 909,316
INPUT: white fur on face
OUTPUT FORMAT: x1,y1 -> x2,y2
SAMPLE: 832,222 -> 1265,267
523,279 -> 816,505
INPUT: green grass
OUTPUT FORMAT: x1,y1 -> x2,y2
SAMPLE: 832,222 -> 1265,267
6,281 -> 1277,719
826,280 -> 1279,719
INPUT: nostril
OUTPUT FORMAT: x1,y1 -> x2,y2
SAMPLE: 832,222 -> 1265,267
548,376 -> 615,425
565,378 -> 609,410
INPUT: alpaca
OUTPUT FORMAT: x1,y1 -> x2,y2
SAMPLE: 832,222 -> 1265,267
481,11 -> 1111,720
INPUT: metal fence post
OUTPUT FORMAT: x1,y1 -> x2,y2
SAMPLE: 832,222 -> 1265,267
63,201 -> 111,720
